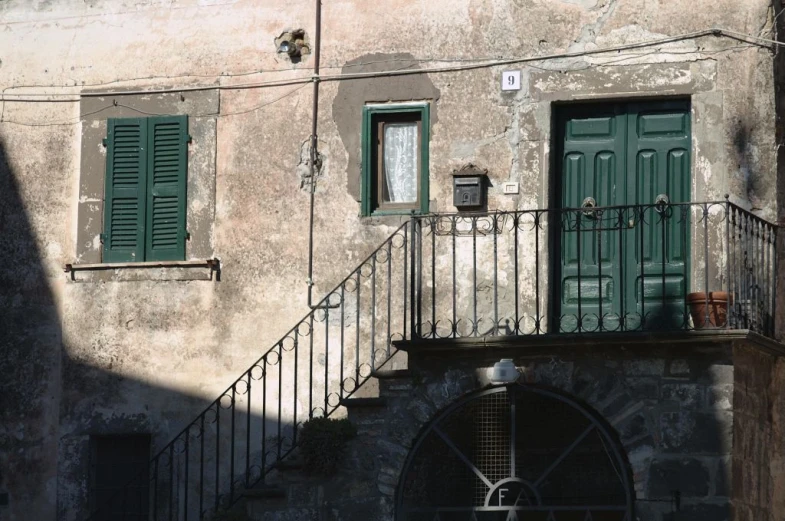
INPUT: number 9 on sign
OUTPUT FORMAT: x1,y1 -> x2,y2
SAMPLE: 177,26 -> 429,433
501,70 -> 521,91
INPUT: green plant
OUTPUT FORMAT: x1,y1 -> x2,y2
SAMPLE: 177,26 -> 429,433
298,417 -> 356,475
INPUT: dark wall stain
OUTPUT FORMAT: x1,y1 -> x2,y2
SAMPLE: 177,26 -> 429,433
332,53 -> 440,201
772,1 -> 785,341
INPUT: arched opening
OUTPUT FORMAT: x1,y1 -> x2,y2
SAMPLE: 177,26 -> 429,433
396,385 -> 634,521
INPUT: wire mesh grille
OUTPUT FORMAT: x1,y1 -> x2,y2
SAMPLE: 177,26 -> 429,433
472,391 -> 510,504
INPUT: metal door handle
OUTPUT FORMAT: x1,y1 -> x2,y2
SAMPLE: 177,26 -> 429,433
655,194 -> 669,214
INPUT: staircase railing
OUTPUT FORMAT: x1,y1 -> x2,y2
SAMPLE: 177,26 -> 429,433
86,221 -> 415,521
87,199 -> 779,520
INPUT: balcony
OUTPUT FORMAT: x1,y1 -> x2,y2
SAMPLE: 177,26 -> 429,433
407,200 -> 777,340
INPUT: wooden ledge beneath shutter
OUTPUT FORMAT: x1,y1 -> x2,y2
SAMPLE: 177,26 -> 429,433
64,258 -> 220,282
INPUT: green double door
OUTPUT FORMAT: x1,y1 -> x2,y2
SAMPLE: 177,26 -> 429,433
555,100 -> 691,332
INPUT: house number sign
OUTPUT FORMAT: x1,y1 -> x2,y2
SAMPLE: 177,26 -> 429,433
501,70 -> 521,91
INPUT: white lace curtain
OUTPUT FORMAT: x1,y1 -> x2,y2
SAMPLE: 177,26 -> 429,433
383,123 -> 418,203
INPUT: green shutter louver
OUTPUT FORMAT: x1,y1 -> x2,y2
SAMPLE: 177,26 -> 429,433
102,116 -> 188,263
145,116 -> 188,261
103,119 -> 147,262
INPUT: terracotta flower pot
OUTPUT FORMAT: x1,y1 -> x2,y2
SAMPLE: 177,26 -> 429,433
687,291 -> 730,329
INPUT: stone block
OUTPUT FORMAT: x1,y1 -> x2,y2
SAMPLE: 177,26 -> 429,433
707,365 -> 734,386
617,412 -> 650,444
668,359 -> 690,377
377,482 -> 395,496
377,466 -> 398,487
649,458 -> 710,498
287,483 -> 320,507
660,411 -> 733,455
708,385 -> 733,411
599,391 -> 633,419
623,360 -> 665,377
529,360 -> 575,391
406,397 -> 436,424
663,501 -> 730,521
374,439 -> 408,469
714,456 -> 731,497
627,443 -> 655,483
625,376 -> 660,401
325,497 -> 393,521
660,382 -> 705,408
246,505 -> 319,521
423,369 -> 475,411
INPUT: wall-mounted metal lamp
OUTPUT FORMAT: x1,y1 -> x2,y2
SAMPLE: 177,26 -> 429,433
489,359 -> 519,384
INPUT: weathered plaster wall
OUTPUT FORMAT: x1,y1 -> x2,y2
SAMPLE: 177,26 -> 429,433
0,0 -> 779,519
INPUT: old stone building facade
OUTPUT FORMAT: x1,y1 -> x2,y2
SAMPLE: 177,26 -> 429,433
1,0 -> 785,520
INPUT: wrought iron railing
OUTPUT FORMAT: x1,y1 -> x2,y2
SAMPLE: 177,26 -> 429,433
87,199 -> 777,520
410,199 -> 777,338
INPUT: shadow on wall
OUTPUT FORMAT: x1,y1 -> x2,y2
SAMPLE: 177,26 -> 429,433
59,357 -> 297,521
0,138 -> 63,521
0,136 -> 297,521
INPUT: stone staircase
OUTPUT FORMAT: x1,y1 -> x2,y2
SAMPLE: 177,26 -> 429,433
240,369 -> 414,521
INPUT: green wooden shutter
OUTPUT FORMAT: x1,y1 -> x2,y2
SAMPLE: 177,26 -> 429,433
103,119 -> 147,262
145,116 -> 188,261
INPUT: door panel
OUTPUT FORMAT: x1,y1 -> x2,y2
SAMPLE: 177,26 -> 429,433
557,101 -> 690,332
626,101 -> 691,330
558,105 -> 626,332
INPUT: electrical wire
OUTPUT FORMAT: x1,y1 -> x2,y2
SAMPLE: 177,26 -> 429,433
0,83 -> 311,127
0,27 -> 779,126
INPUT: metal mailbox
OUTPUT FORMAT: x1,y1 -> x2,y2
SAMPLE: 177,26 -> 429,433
453,174 -> 486,209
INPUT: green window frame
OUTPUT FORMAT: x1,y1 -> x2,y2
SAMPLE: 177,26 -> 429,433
361,103 -> 430,216
102,116 -> 189,262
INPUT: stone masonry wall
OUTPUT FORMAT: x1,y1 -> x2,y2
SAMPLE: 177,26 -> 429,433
731,340 -> 785,521
261,341 -> 738,521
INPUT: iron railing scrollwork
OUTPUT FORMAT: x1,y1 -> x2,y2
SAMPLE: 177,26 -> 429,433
88,200 -> 778,520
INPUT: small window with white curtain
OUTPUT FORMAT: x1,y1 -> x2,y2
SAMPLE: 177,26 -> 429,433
361,103 -> 430,215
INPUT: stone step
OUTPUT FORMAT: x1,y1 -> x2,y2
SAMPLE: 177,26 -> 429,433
340,397 -> 389,435
244,482 -> 324,520
350,375 -> 380,399
372,369 -> 414,396
272,455 -> 306,473
371,369 -> 412,379
339,397 -> 387,408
